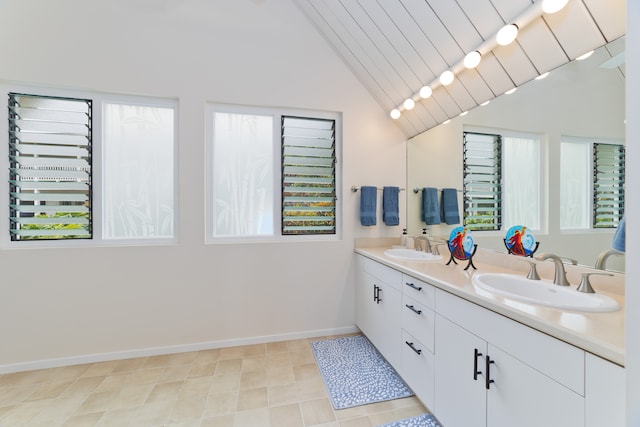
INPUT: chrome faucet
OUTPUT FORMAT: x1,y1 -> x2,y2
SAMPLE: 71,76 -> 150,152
535,253 -> 571,286
595,249 -> 624,270
414,235 -> 432,253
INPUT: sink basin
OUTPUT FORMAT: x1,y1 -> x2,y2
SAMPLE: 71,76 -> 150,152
384,248 -> 443,262
472,273 -> 620,312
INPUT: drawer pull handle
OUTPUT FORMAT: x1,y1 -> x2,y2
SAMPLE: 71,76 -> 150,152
405,282 -> 423,292
473,348 -> 483,381
404,304 -> 422,315
405,341 -> 422,355
485,355 -> 495,390
373,285 -> 382,304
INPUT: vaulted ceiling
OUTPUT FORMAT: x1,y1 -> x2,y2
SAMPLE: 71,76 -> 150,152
294,0 -> 626,138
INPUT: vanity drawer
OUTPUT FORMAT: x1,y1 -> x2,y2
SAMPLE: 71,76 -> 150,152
402,274 -> 435,310
402,295 -> 435,353
401,329 -> 435,409
363,257 -> 402,291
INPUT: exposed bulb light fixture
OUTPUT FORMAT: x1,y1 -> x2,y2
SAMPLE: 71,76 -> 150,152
440,70 -> 455,86
464,51 -> 481,69
535,72 -> 550,80
496,24 -> 518,46
505,88 -> 517,95
419,85 -> 433,99
403,98 -> 415,110
576,50 -> 594,60
390,108 -> 401,120
542,0 -> 569,14
443,119 -> 451,125
459,111 -> 468,117
480,100 -> 490,106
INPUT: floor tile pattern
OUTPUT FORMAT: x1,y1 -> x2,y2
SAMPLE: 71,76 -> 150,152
0,335 -> 428,426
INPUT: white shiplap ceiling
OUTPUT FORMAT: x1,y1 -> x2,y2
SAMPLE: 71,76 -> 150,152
294,0 -> 625,137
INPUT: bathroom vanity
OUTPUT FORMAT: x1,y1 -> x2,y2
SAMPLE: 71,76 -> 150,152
355,243 -> 625,427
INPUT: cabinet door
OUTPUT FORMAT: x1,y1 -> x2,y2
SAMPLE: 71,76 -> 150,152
487,345 -> 584,427
434,314 -> 487,427
356,269 -> 401,367
585,353 -> 625,427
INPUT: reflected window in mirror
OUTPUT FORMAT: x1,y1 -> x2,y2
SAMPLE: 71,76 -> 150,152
560,137 -> 625,230
463,130 -> 542,232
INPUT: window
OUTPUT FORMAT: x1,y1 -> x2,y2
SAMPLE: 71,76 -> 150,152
9,93 -> 92,240
207,105 -> 339,241
560,138 -> 625,229
463,132 -> 502,231
463,130 -> 542,232
103,102 -> 175,239
3,86 -> 177,245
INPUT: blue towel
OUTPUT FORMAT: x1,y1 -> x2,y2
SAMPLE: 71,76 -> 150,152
382,187 -> 400,226
421,187 -> 440,225
612,216 -> 625,252
360,186 -> 377,226
440,188 -> 460,225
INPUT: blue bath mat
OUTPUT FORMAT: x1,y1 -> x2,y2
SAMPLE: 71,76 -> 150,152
310,335 -> 413,409
376,413 -> 442,427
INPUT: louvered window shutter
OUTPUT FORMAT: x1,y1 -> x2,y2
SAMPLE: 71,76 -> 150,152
463,132 -> 502,231
281,116 -> 336,235
9,93 -> 92,240
593,143 -> 625,228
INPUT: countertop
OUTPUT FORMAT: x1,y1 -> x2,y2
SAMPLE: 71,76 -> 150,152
355,243 -> 625,366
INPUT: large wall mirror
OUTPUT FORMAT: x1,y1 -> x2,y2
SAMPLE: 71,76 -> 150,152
407,36 -> 625,271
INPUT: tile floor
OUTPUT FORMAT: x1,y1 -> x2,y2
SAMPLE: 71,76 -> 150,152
0,335 -> 428,426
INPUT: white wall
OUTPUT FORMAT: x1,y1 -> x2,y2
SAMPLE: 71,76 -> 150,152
0,0 -> 406,371
625,2 -> 639,425
407,44 -> 625,268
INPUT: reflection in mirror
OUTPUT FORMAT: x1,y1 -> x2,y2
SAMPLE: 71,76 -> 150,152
407,37 -> 625,271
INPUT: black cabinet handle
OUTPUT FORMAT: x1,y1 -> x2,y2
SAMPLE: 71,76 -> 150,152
373,285 -> 382,304
404,304 -> 422,315
473,348 -> 483,381
485,355 -> 495,390
405,341 -> 422,355
405,282 -> 423,292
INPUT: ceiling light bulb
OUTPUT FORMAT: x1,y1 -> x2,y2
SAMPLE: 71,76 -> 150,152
464,51 -> 481,69
403,98 -> 415,110
480,100 -> 490,106
576,50 -> 594,60
535,72 -> 550,80
505,87 -> 517,95
419,86 -> 433,99
460,111 -> 468,117
390,109 -> 401,120
440,70 -> 454,86
542,0 -> 568,14
496,24 -> 518,46
442,119 -> 451,125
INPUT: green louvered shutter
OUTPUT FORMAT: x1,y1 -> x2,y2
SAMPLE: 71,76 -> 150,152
281,116 -> 336,235
9,93 -> 92,240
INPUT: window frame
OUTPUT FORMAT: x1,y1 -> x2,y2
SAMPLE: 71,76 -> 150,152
462,127 -> 545,235
205,103 -> 342,244
560,136 -> 625,232
0,83 -> 179,248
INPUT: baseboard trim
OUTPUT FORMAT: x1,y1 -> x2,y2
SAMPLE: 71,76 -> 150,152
0,325 -> 360,374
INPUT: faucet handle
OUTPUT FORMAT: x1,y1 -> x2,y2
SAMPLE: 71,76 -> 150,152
576,272 -> 614,294
519,259 -> 540,280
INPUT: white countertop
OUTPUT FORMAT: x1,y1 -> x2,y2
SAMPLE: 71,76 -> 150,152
355,244 -> 625,366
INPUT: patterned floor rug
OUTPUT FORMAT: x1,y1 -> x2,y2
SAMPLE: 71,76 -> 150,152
310,335 -> 414,410
376,413 -> 442,427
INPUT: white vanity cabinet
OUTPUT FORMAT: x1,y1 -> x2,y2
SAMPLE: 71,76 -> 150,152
355,255 -> 402,368
400,275 -> 436,409
434,289 -> 585,427
585,353 -> 625,427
